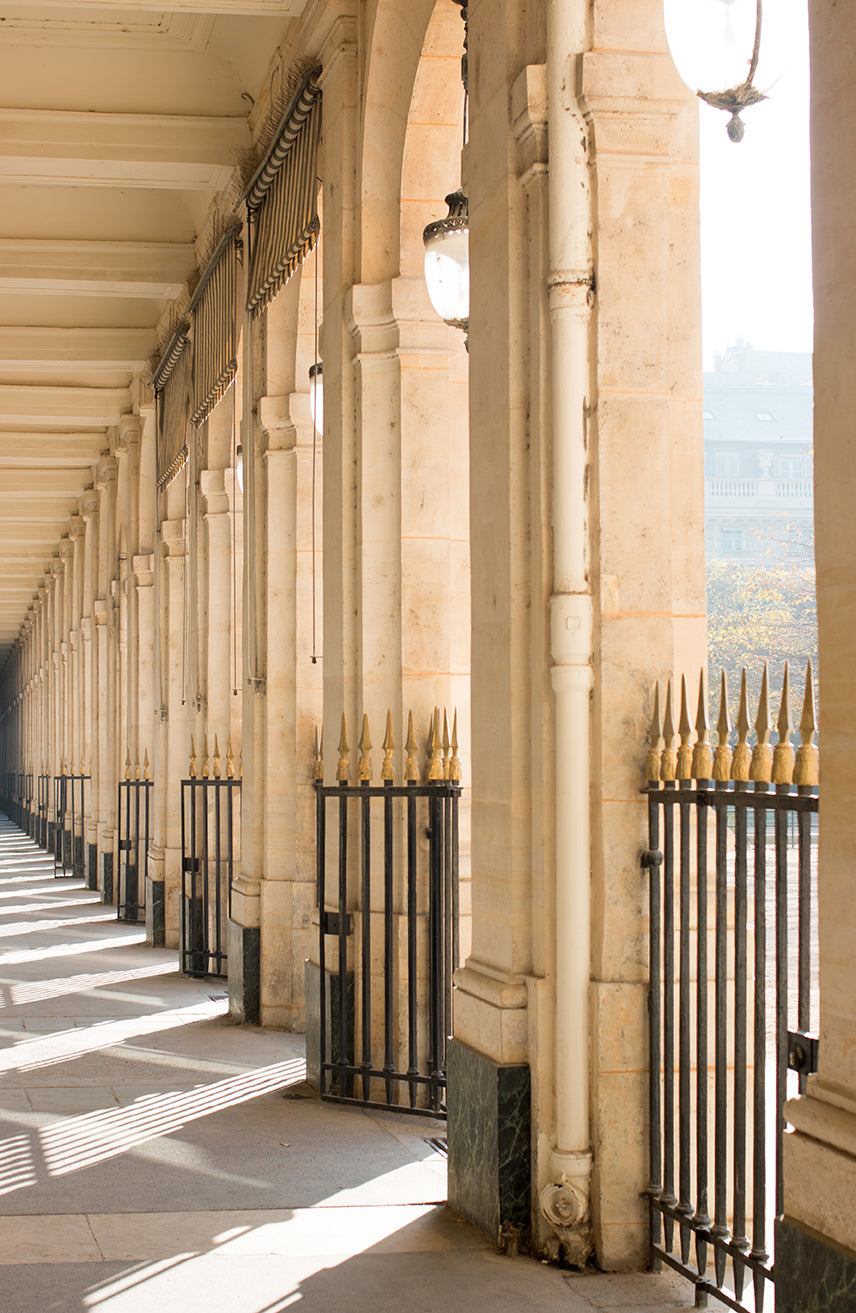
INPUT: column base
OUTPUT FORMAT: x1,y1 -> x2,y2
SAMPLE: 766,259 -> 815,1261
145,876 -> 165,946
73,834 -> 85,881
86,842 -> 98,890
447,1038 -> 531,1248
101,849 -> 113,904
228,921 -> 261,1024
304,960 -> 355,1091
776,1217 -> 856,1312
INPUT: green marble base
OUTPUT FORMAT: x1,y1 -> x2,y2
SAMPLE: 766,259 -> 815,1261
86,844 -> 98,890
228,922 -> 260,1023
73,835 -> 84,881
101,850 -> 113,903
146,877 -> 165,946
776,1218 -> 856,1312
446,1039 -> 531,1246
304,961 -> 355,1092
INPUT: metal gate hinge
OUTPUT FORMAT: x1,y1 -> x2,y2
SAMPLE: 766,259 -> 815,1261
788,1030 -> 819,1075
641,849 -> 664,869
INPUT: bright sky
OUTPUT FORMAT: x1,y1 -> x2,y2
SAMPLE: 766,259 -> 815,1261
698,0 -> 812,369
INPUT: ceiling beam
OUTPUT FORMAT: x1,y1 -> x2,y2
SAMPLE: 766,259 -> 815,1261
0,385 -> 127,427
0,328 -> 154,374
0,109 -> 250,190
0,240 -> 194,300
0,434 -> 106,468
0,0 -> 306,14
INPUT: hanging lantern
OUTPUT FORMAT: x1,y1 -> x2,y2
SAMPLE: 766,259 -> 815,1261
309,363 -> 323,436
664,0 -> 778,142
423,190 -> 469,335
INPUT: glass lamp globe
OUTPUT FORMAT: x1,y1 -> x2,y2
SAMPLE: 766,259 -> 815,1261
309,363 -> 323,436
423,190 -> 469,332
236,443 -> 243,494
664,0 -> 781,141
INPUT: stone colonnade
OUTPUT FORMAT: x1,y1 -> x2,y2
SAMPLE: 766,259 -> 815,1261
0,0 -> 728,1280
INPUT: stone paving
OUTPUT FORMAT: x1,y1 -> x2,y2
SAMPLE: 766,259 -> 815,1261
0,815 -> 709,1313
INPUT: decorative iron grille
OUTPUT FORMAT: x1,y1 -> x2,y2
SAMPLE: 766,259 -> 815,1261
180,735 -> 241,978
118,753 -> 153,923
644,663 -> 818,1312
313,709 -> 461,1117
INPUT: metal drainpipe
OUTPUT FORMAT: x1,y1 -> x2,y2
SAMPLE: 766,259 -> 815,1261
543,0 -> 595,1249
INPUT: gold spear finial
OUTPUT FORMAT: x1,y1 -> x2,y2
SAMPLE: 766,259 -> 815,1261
450,710 -> 462,782
795,660 -> 819,788
732,669 -> 751,782
750,663 -> 773,784
213,734 -> 221,779
313,727 -> 324,782
381,712 -> 395,782
227,735 -> 235,780
134,753 -> 141,781
713,670 -> 732,783
692,668 -> 713,781
772,663 -> 795,786
358,714 -> 372,782
143,749 -> 150,781
125,750 -> 132,782
660,680 -> 677,782
61,756 -> 67,777
69,756 -> 75,776
337,714 -> 350,783
189,736 -> 197,779
428,707 -> 444,781
405,711 -> 420,782
645,683 -> 663,783
201,734 -> 210,779
677,674 -> 694,781
442,710 -> 451,781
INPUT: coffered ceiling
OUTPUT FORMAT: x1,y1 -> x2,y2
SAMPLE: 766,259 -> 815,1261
0,2 -> 302,664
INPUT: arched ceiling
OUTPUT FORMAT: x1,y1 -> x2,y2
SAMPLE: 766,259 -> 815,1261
0,1 -> 305,666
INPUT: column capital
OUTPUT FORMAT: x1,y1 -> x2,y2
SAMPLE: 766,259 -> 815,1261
68,515 -> 85,541
117,414 -> 143,451
95,455 -> 118,490
59,535 -> 74,562
161,518 -> 186,555
200,467 -> 233,516
132,553 -> 155,587
81,488 -> 100,520
50,557 -> 64,580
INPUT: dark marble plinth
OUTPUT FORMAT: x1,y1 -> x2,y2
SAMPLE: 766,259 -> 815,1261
228,922 -> 261,1023
776,1218 -> 856,1312
304,961 -> 355,1092
86,843 -> 97,890
446,1039 -> 531,1245
73,835 -> 84,881
146,877 -> 165,946
101,850 -> 113,904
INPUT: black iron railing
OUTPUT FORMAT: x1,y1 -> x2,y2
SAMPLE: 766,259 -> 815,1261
118,778 -> 153,922
180,767 -> 241,977
37,772 -> 50,848
313,710 -> 461,1118
645,666 -> 818,1313
53,771 -> 89,877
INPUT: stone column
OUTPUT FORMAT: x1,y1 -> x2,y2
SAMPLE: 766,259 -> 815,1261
448,3 -> 704,1271
149,515 -> 187,948
81,489 -> 99,886
777,4 -> 856,1306
94,456 -> 118,901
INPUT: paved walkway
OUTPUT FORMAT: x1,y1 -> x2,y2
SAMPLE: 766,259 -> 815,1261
0,814 -> 701,1313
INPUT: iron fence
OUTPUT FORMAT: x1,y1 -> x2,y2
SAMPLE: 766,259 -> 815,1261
118,777 -> 153,922
644,666 -> 818,1312
37,772 -> 50,848
53,771 -> 90,878
180,738 -> 241,978
313,710 -> 461,1117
